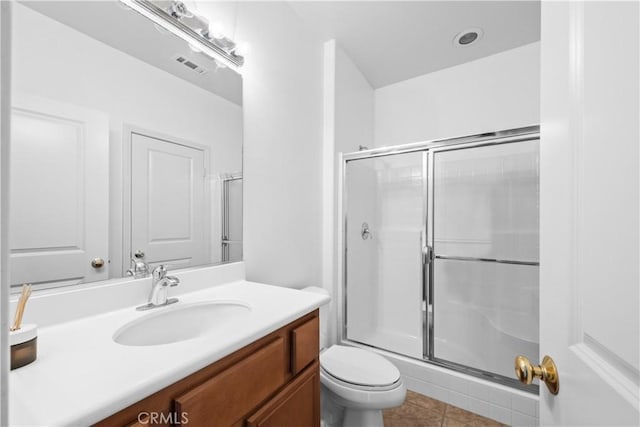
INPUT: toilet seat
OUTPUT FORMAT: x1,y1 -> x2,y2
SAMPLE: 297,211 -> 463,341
320,345 -> 400,389
320,366 -> 401,391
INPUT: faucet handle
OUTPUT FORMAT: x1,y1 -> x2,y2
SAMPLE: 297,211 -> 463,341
127,258 -> 150,278
152,264 -> 168,280
167,275 -> 180,287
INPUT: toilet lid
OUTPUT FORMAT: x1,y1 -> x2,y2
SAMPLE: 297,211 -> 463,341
320,345 -> 400,387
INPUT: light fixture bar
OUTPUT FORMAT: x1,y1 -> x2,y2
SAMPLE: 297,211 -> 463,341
119,0 -> 244,70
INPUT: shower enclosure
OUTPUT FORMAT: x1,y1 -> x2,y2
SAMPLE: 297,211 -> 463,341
341,126 -> 539,391
220,173 -> 243,263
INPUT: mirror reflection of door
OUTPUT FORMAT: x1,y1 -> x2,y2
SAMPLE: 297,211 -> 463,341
129,131 -> 209,271
221,173 -> 243,263
9,95 -> 109,290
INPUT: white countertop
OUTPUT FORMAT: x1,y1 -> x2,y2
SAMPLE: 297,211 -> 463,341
9,280 -> 329,426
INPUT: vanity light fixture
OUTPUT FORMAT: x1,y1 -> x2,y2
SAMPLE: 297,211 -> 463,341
119,0 -> 244,70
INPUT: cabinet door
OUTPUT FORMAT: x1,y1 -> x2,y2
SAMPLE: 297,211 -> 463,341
246,362 -> 320,427
291,316 -> 319,375
174,338 -> 286,426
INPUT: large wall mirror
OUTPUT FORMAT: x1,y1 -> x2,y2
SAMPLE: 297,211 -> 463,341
9,1 -> 243,291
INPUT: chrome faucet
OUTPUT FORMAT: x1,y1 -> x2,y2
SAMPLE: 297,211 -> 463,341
136,265 -> 180,311
126,258 -> 150,279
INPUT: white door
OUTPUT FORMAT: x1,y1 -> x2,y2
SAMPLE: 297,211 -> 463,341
130,132 -> 208,270
539,1 -> 639,425
10,95 -> 109,289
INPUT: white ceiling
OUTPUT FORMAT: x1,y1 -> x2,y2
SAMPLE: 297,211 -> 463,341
289,1 -> 540,88
22,1 -> 539,100
23,1 -> 243,105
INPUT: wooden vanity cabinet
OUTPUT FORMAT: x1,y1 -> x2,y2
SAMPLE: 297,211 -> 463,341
95,310 -> 320,427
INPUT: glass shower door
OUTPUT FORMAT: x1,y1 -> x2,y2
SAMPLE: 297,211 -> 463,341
344,152 -> 426,359
221,174 -> 243,263
430,140 -> 540,380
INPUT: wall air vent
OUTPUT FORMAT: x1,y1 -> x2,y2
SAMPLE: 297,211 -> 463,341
173,55 -> 209,75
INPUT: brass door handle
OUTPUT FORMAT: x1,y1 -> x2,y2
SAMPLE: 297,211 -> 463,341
91,258 -> 105,269
515,355 -> 559,395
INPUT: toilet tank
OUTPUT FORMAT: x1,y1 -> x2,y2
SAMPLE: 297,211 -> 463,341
301,286 -> 330,350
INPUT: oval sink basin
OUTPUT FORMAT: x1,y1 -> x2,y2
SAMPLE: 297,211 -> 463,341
113,300 -> 251,346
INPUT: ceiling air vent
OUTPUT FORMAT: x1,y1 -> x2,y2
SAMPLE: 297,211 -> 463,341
173,55 -> 209,75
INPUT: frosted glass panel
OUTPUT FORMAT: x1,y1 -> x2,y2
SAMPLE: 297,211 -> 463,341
343,137 -> 540,386
433,141 -> 539,261
431,140 -> 539,380
345,153 -> 424,358
433,259 -> 539,378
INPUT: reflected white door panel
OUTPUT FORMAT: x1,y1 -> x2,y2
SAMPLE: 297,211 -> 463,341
130,132 -> 208,270
10,95 -> 109,289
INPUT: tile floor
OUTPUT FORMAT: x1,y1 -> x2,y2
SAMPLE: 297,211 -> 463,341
383,390 -> 506,427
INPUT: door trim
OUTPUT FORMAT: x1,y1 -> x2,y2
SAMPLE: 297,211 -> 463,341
0,2 -> 11,423
122,125 -> 211,276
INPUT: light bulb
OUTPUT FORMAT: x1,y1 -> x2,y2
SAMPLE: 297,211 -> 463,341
209,21 -> 226,40
234,42 -> 250,57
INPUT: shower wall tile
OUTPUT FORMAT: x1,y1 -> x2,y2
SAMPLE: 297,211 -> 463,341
392,357 -> 425,379
467,380 -> 489,401
449,375 -> 470,396
512,393 -> 538,417
429,369 -> 452,389
468,396 -> 491,418
398,360 -> 540,426
391,356 -> 451,389
403,375 -> 450,404
512,412 -> 538,426
448,391 -> 470,412
488,387 -> 513,408
489,403 -> 512,425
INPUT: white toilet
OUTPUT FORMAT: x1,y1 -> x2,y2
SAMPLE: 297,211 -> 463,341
302,287 -> 407,427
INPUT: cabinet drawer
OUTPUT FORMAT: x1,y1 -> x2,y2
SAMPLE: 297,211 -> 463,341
291,316 -> 319,375
174,337 -> 286,426
247,361 -> 320,427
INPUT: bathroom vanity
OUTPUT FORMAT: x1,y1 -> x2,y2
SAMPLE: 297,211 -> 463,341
8,263 -> 329,426
97,311 -> 320,427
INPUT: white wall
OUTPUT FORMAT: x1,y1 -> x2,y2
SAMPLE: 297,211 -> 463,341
322,40 -> 374,346
230,2 -> 324,288
0,2 -> 10,424
374,42 -> 540,147
11,4 -> 242,276
334,45 -> 375,154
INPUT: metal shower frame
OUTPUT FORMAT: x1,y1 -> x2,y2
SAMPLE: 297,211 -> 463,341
339,125 -> 540,392
220,172 -> 243,263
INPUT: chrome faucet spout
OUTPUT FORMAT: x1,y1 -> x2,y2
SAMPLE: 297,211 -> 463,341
136,265 -> 180,311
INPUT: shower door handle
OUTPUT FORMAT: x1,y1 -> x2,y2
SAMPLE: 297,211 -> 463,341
422,245 -> 434,265
420,232 -> 433,265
